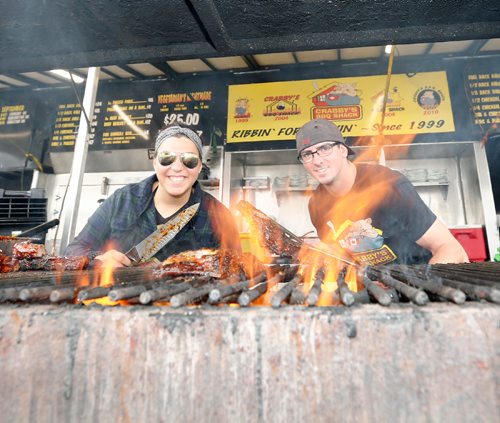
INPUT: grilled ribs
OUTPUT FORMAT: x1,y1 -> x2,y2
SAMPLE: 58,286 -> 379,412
154,248 -> 242,279
19,256 -> 89,271
12,241 -> 47,259
0,240 -> 89,272
0,255 -> 20,273
236,200 -> 302,258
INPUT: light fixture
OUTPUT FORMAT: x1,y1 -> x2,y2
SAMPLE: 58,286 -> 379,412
385,45 -> 393,54
49,69 -> 84,83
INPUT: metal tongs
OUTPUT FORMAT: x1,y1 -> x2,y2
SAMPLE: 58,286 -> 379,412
238,200 -> 357,267
278,221 -> 357,267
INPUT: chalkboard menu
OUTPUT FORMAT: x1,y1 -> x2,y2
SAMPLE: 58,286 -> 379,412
48,82 -> 218,153
466,71 -> 500,128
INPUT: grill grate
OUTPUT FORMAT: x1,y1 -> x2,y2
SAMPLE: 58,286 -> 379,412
0,262 -> 499,307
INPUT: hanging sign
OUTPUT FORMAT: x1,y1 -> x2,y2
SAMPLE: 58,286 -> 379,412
0,103 -> 32,127
49,84 -> 217,152
0,99 -> 35,169
227,71 -> 455,142
157,89 -> 214,139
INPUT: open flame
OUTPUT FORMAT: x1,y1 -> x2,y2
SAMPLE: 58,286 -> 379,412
96,261 -> 115,287
77,200 -> 363,308
234,201 -> 363,306
82,297 -> 125,307
80,241 -> 122,306
297,247 -> 360,306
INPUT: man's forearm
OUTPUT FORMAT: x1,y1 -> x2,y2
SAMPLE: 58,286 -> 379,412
429,244 -> 469,264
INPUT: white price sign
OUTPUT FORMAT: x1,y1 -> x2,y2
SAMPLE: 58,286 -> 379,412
164,112 -> 200,126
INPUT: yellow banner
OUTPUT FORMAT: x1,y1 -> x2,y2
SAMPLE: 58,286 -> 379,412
227,71 -> 455,142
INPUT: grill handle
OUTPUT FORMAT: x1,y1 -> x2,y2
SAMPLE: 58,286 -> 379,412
18,219 -> 60,237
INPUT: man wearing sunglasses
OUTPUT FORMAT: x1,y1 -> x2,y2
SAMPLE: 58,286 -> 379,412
66,124 -> 241,267
296,118 -> 468,265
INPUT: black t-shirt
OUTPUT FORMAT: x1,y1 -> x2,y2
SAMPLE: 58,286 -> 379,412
308,163 -> 436,265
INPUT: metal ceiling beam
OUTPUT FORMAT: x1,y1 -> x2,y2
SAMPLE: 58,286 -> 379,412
186,0 -> 232,52
98,69 -> 117,79
423,43 -> 435,55
0,81 -> 17,89
150,62 -> 178,79
466,39 -> 490,56
67,68 -> 115,80
241,55 -> 259,70
40,71 -> 74,85
0,72 -> 44,88
69,69 -> 87,79
121,65 -> 146,79
0,42 -> 216,74
99,66 -> 132,79
200,58 -> 217,71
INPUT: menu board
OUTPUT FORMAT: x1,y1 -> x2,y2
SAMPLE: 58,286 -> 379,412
0,104 -> 31,127
157,90 -> 213,139
466,72 -> 500,127
48,83 -> 217,152
0,99 -> 35,169
50,103 -> 98,149
98,96 -> 155,149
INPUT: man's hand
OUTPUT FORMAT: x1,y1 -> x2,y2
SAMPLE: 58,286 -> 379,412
95,250 -> 132,268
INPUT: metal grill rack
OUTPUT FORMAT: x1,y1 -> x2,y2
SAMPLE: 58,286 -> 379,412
0,189 -> 47,235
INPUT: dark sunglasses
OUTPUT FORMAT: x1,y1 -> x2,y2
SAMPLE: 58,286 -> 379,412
156,151 -> 200,169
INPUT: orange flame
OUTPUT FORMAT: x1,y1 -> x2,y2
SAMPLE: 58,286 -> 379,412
296,244 -> 362,306
90,240 -> 122,287
207,199 -> 244,254
97,262 -> 115,287
82,297 -> 129,307
315,263 -> 339,306
345,265 -> 360,292
253,275 -> 281,306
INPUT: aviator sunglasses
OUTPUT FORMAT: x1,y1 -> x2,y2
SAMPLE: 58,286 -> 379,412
156,150 -> 200,169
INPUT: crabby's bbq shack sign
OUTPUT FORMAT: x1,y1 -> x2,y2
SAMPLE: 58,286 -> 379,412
227,71 -> 455,142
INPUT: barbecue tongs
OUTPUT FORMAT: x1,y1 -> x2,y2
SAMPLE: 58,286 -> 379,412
238,200 -> 356,267
277,219 -> 357,267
